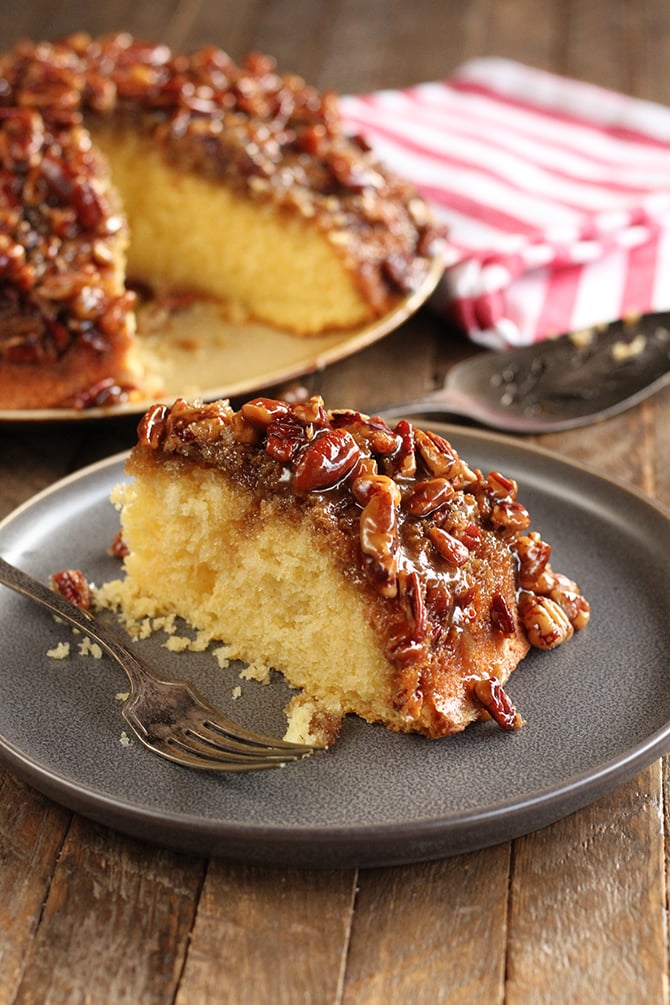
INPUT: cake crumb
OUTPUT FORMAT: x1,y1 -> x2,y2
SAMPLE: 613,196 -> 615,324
115,691 -> 130,701
569,327 -> 596,349
46,641 -> 71,660
611,333 -> 646,361
232,685 -> 242,700
164,635 -> 194,652
213,644 -> 233,669
151,614 -> 178,635
193,629 -> 214,651
240,662 -> 272,684
284,694 -> 338,747
137,617 -> 155,639
78,637 -> 103,659
119,731 -> 132,747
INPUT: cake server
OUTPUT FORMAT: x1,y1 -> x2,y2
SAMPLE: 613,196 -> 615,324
384,312 -> 670,434
0,556 -> 318,772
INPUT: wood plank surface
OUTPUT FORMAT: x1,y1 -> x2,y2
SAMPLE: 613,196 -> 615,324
11,819 -> 205,1005
1,1 -> 669,1002
507,764 -> 666,1005
0,777 -> 70,1004
343,848 -> 511,1005
175,863 -> 358,1005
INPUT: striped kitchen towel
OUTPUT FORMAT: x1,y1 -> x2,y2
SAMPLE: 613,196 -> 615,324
339,59 -> 670,349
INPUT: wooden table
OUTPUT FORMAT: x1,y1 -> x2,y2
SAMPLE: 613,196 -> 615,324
2,1 -> 669,1001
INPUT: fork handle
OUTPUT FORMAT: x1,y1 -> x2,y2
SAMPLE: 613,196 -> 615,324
0,554 -> 147,692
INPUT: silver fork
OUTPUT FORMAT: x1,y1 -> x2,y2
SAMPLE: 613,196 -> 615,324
0,555 -> 318,772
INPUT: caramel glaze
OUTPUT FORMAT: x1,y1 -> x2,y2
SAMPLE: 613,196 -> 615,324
132,396 -> 590,737
0,34 -> 442,407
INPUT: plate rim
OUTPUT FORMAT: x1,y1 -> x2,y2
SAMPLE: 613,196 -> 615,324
1,427 -> 669,867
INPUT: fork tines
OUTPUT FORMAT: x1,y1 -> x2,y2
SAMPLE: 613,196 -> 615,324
123,705 -> 320,772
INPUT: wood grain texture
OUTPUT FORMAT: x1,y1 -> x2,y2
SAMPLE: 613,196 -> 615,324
175,863 -> 357,1005
343,848 -> 511,1005
0,774 -> 70,1004
506,764 -> 666,1005
10,818 -> 205,1005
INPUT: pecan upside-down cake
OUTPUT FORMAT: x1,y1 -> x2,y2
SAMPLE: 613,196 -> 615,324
0,33 -> 439,410
96,396 -> 590,745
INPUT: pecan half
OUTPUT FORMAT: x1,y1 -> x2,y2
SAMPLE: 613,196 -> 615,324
265,413 -> 307,463
545,572 -> 591,630
404,477 -> 455,517
514,532 -> 552,591
490,593 -> 516,635
472,677 -> 523,730
414,428 -> 461,478
398,568 -> 428,643
518,591 -> 574,649
240,397 -> 290,428
50,568 -> 92,609
359,486 -> 399,597
489,499 -> 531,533
427,525 -> 470,565
391,419 -> 417,479
292,429 -> 360,492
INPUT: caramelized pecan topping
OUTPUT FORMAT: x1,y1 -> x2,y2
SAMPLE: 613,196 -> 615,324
292,428 -> 360,493
0,47 -> 134,373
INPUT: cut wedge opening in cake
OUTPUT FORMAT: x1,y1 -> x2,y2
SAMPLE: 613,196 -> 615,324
90,127 -> 375,335
96,396 -> 590,747
0,34 -> 442,410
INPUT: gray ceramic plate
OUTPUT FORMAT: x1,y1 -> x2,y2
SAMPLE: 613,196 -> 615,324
1,426 -> 669,868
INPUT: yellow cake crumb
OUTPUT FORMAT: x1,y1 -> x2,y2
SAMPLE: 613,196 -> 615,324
611,333 -> 646,361
46,641 -> 71,660
284,694 -> 342,747
240,663 -> 273,685
78,637 -> 103,659
213,644 -> 234,669
164,635 -> 194,652
91,127 -> 374,335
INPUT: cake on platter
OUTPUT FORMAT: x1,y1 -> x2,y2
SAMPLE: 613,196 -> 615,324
95,395 -> 590,746
0,34 -> 441,411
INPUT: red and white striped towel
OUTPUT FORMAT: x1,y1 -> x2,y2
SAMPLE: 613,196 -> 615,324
339,59 -> 670,348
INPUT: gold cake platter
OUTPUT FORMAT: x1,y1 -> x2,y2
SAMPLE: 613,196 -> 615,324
1,256 -> 444,422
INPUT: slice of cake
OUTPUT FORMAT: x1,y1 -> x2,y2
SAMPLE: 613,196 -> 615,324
0,34 -> 441,409
0,101 -> 138,409
97,396 -> 590,745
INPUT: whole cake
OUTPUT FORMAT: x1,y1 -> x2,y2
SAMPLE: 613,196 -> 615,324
0,34 -> 440,410
97,396 -> 590,744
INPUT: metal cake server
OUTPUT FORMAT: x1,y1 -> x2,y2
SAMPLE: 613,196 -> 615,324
384,312 -> 670,434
